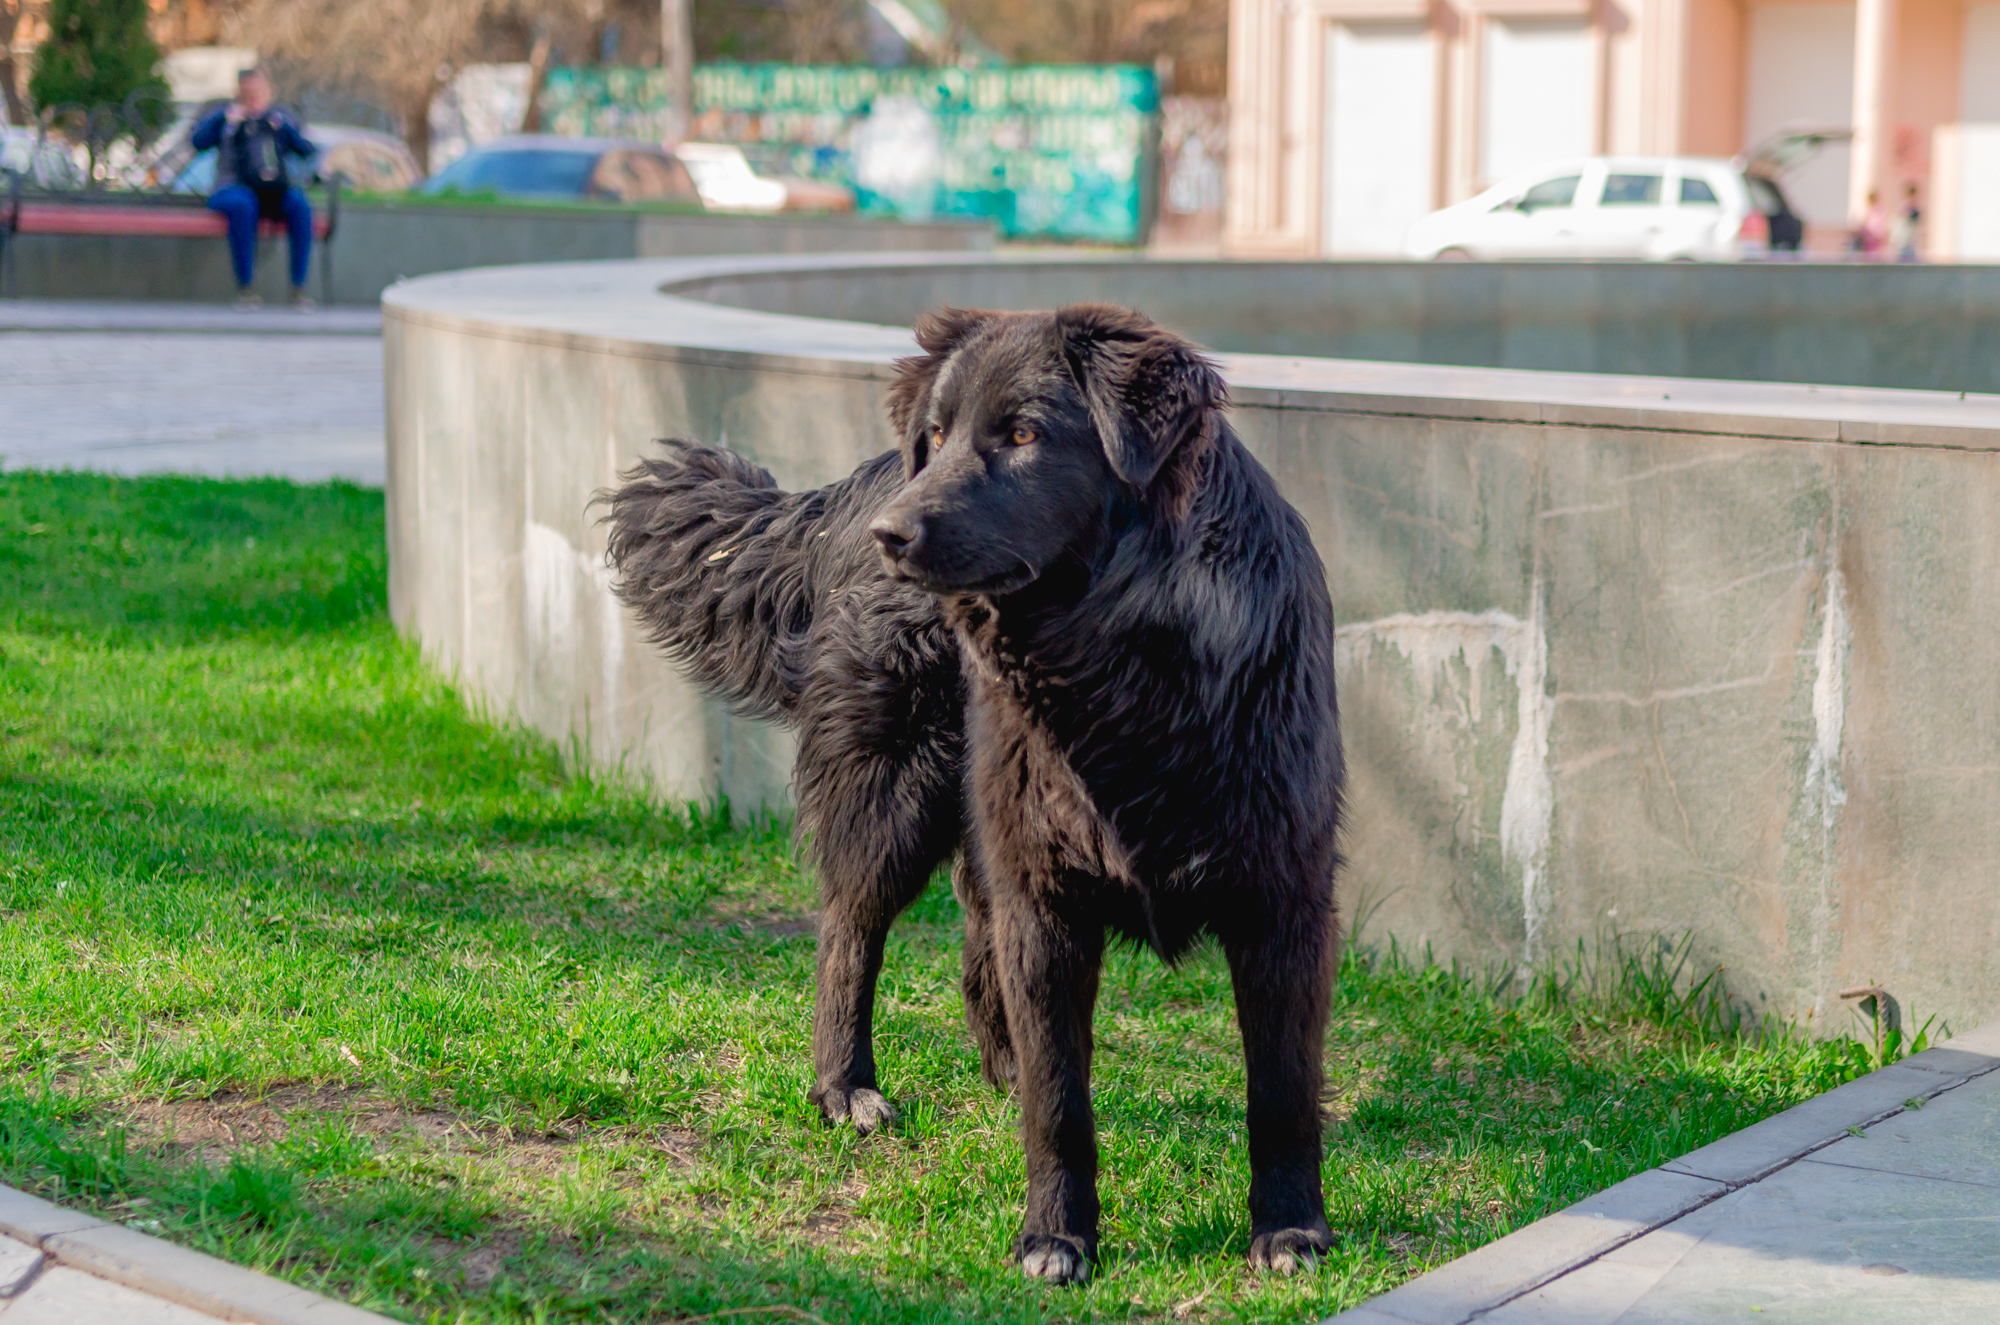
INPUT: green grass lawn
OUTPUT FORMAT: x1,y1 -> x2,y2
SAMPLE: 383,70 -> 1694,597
0,471 -> 1876,1324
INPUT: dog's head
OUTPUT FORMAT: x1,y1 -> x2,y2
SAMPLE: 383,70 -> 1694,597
869,303 -> 1227,595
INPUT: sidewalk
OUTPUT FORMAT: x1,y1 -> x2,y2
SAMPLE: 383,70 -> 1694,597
0,299 -> 384,485
0,1184 -> 393,1324
1330,1022 -> 2000,1324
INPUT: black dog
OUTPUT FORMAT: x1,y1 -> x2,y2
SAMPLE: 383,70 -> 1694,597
605,304 -> 1342,1283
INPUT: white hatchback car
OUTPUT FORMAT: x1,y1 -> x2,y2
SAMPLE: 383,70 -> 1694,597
1402,157 -> 1780,261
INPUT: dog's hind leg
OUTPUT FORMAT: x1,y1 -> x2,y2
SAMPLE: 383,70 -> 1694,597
796,696 -> 963,1134
1223,900 -> 1339,1274
953,852 -> 1015,1089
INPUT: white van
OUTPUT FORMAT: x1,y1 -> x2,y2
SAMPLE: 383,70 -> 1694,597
1401,157 -> 1799,261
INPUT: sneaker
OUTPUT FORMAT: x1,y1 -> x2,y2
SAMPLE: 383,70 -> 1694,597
290,288 -> 317,312
233,287 -> 262,311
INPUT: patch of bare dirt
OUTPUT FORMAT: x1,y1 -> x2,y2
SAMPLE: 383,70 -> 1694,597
795,1172 -> 870,1247
417,1230 -> 525,1289
116,1082 -> 701,1178
701,904 -> 819,941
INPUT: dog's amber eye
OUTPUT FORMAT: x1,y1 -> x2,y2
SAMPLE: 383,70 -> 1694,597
930,425 -> 946,450
1010,426 -> 1037,446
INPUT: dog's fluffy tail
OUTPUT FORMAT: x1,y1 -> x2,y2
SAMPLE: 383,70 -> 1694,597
603,440 -> 826,723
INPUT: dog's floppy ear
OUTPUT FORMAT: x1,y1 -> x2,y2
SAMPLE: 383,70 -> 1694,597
888,306 -> 993,477
1056,303 -> 1227,492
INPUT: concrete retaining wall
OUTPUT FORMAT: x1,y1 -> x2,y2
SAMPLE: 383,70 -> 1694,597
2,202 -> 993,305
383,253 -> 2000,1036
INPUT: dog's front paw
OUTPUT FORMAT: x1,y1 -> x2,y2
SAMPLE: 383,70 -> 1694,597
1248,1225 -> 1332,1275
812,1084 -> 898,1134
1015,1232 -> 1092,1285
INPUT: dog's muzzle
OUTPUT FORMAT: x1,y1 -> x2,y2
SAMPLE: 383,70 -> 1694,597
869,512 -> 924,563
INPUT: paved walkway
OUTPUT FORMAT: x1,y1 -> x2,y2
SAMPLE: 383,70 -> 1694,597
0,1184 -> 390,1324
1332,1022 -> 2000,1324
0,300 -> 384,486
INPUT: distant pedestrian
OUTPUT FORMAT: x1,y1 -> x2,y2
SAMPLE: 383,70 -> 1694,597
192,69 -> 318,311
1852,189 -> 1889,258
1890,182 -> 1923,262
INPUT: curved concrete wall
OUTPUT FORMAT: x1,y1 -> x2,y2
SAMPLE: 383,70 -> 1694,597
384,252 -> 2000,1035
671,256 -> 2000,394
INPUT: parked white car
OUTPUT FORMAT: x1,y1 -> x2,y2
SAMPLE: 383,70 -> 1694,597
675,142 -> 855,213
1402,156 -> 1795,261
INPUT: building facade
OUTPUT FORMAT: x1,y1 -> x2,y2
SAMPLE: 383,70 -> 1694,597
1225,0 -> 2000,257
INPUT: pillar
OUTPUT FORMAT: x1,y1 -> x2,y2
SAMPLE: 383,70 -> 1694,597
1849,0 -> 1897,222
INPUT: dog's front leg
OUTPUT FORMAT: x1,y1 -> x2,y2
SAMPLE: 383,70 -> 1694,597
953,852 -> 1016,1088
995,893 -> 1105,1284
1224,902 -> 1337,1273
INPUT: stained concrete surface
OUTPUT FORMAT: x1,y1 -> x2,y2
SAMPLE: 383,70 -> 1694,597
0,301 -> 383,484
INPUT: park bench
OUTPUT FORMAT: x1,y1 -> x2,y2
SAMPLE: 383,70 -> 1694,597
1,174 -> 341,301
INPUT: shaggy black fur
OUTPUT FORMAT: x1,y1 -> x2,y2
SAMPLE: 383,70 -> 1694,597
604,303 -> 1343,1285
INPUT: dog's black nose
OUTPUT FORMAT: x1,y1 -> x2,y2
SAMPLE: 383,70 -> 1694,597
869,513 -> 922,559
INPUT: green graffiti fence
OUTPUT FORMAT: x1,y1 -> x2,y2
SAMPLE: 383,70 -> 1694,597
541,64 -> 1158,245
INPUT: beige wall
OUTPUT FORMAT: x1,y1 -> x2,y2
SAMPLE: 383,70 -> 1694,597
1227,0 -> 1989,255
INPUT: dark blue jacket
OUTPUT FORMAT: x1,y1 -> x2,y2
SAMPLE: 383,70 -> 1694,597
192,106 -> 317,190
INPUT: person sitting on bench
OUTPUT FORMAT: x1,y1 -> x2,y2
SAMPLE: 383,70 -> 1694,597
192,69 -> 318,310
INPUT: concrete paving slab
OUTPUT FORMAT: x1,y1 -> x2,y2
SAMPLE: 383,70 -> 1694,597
0,1265 -> 224,1324
0,299 -> 382,335
1808,1065 -> 2000,1189
0,330 -> 383,484
1593,1159 -> 2000,1323
0,1235 -> 42,1296
1659,1061 -> 1960,1185
1474,1258 -> 1665,1325
45,1223 -> 394,1325
1353,1168 -> 1726,1323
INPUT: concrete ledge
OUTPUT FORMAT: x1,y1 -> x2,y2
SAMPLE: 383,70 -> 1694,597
0,1184 -> 394,1325
0,1185 -> 104,1243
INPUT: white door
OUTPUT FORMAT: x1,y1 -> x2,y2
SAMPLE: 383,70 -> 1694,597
1321,21 -> 1436,255
1479,18 -> 1593,188
1744,4 -> 1855,232
1577,167 -> 1672,256
1483,166 -> 1600,256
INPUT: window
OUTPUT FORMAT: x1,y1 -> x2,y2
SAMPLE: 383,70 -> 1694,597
1516,174 -> 1581,212
422,149 -> 597,197
1679,176 -> 1720,205
1602,173 -> 1664,205
589,150 -> 703,204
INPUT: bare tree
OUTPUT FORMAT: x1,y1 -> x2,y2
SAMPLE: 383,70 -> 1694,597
659,0 -> 688,137
1,0 -> 45,125
235,0 -> 599,171
946,0 -> 1227,95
